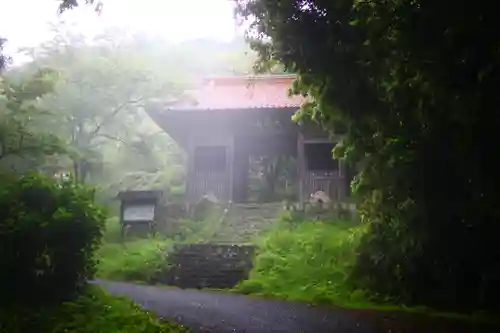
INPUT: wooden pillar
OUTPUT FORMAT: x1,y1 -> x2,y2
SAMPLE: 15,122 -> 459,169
228,137 -> 235,202
186,138 -> 196,203
241,153 -> 249,203
297,132 -> 305,204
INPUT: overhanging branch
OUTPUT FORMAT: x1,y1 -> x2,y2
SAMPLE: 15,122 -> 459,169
88,96 -> 144,141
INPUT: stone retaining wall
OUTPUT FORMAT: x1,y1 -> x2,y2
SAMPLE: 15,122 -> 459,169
159,244 -> 256,289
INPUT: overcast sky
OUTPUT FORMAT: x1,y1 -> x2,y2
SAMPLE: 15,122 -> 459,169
0,0 -> 240,58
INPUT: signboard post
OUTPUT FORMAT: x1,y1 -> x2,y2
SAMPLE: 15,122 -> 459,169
117,190 -> 163,239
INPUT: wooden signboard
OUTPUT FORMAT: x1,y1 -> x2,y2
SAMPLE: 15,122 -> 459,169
117,190 -> 163,238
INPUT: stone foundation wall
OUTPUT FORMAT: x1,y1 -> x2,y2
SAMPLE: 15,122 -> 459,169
159,244 -> 256,289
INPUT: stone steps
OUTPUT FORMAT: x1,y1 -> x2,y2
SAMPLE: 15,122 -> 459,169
159,244 -> 256,289
210,202 -> 284,243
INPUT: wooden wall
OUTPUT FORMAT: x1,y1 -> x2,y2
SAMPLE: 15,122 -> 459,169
183,112 -> 348,204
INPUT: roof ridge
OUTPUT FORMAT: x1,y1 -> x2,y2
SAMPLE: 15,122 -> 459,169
201,74 -> 297,86
164,74 -> 306,111
203,73 -> 296,79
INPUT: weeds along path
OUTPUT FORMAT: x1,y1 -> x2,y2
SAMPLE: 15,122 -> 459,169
95,279 -> 497,333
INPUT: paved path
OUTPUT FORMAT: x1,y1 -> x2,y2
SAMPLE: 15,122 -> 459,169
96,279 -> 497,333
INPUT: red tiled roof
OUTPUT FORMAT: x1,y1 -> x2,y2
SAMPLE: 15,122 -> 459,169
169,74 -> 307,110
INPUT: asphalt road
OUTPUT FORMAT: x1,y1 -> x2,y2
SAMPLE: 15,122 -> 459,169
96,279 -> 498,333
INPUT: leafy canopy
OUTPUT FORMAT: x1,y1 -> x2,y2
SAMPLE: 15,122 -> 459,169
236,0 -> 500,311
0,69 -> 68,173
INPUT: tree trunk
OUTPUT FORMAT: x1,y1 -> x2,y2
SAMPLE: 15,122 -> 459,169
72,158 -> 89,184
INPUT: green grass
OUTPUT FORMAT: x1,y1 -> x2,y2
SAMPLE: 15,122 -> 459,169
235,219 -> 500,326
101,216 -> 122,243
0,286 -> 189,333
236,220 -> 368,305
96,208 -> 229,283
96,217 -> 171,283
97,238 -> 171,282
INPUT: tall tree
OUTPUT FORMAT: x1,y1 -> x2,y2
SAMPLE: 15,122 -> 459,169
7,19 -> 262,206
0,68 -> 67,173
236,0 -> 500,311
0,39 -> 10,71
18,23 -> 183,184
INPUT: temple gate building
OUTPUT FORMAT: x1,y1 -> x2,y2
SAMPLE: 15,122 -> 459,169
146,74 -> 350,204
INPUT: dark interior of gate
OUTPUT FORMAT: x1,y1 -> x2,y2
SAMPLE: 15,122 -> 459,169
146,74 -> 351,204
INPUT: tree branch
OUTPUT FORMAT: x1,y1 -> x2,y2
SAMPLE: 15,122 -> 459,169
88,96 -> 144,141
92,133 -> 130,147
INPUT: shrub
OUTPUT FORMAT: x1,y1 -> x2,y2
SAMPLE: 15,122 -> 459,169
237,220 -> 368,306
0,172 -> 106,307
96,203 -> 228,283
0,286 -> 189,333
97,238 -> 171,283
279,203 -> 359,228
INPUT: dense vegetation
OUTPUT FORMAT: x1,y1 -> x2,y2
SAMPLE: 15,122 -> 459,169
95,203 -> 229,283
3,0 -> 500,331
236,0 -> 500,313
1,13 -> 289,332
1,8 -> 204,329
2,20 -> 293,205
1,286 -> 189,333
97,219 -> 171,282
0,172 -> 187,332
237,219 -> 365,305
0,173 -> 105,307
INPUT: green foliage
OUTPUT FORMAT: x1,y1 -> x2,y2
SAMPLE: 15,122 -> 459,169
57,0 -> 100,13
97,217 -> 171,282
0,38 -> 10,71
237,220 -> 367,305
17,23 -> 182,185
97,238 -> 171,283
0,70 -> 67,172
8,22 -> 258,206
236,0 -> 500,312
278,209 -> 307,227
101,216 -> 122,243
279,202 -> 358,227
0,172 -> 106,307
97,204 -> 229,283
0,286 -> 189,333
